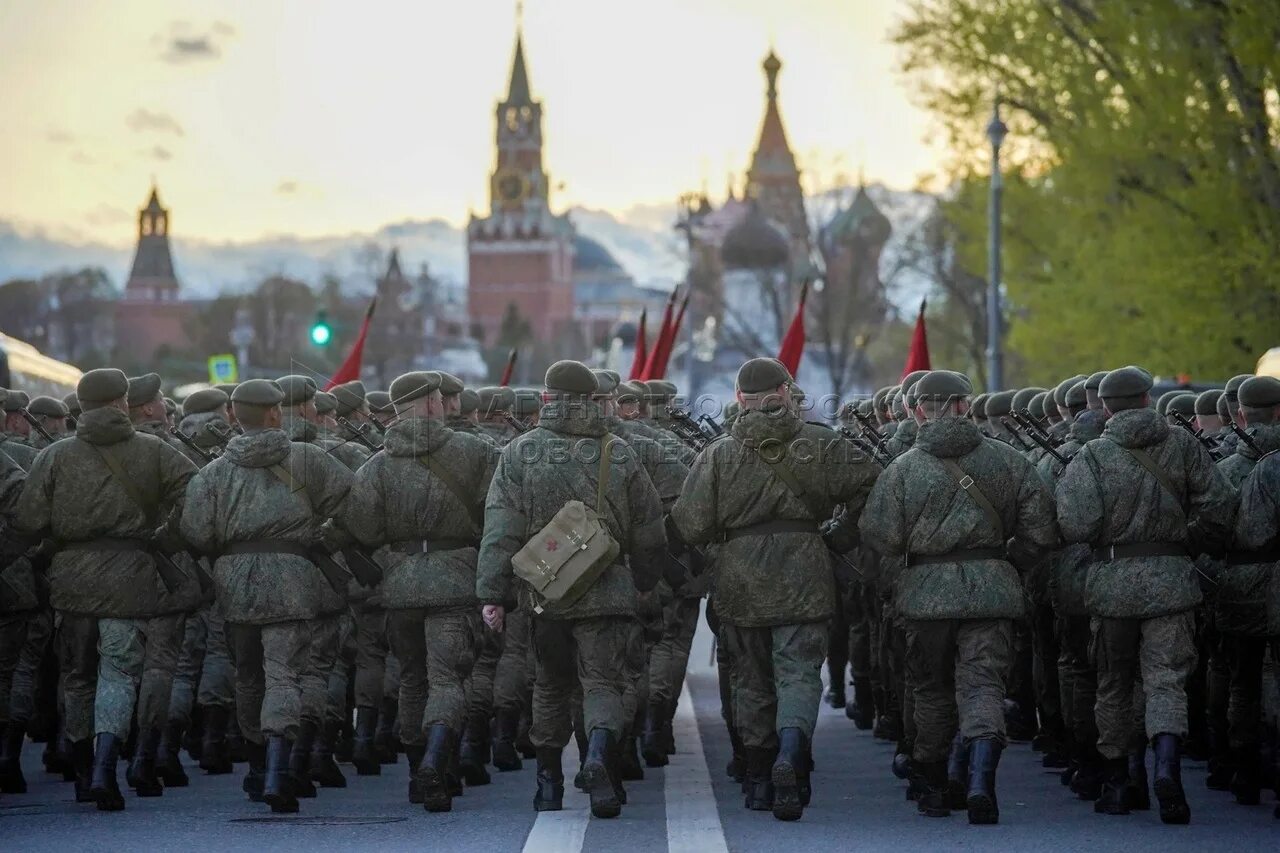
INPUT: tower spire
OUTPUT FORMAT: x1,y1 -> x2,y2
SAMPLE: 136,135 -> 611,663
506,5 -> 532,105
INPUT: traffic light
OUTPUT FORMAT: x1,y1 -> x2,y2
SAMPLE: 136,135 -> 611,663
310,310 -> 332,346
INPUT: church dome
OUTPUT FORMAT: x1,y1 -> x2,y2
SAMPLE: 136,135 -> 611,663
720,202 -> 789,270
822,187 -> 891,250
573,235 -> 625,273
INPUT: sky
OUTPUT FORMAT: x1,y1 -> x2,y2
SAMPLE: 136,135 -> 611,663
0,0 -> 942,247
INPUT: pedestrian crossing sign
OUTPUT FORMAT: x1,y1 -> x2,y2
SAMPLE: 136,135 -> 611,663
208,354 -> 238,385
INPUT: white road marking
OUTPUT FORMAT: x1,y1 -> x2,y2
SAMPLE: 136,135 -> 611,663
665,682 -> 730,853
520,739 -> 590,853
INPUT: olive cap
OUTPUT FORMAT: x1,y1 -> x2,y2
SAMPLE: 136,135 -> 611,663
437,371 -> 464,396
231,379 -> 285,406
901,370 -> 930,405
912,370 -> 973,401
970,392 -> 989,418
477,386 -> 515,416
1012,387 -> 1044,412
313,391 -> 338,416
28,395 -> 68,418
1085,371 -> 1108,391
1064,381 -> 1088,409
1099,366 -> 1154,400
543,360 -> 597,395
183,388 -> 229,415
1224,374 -> 1252,402
1216,393 -> 1230,420
1,389 -> 28,412
389,371 -> 441,409
513,388 -> 543,417
276,374 -> 318,406
366,391 -> 393,415
214,382 -> 239,398
77,368 -> 129,404
126,373 -> 163,408
1166,393 -> 1197,418
872,386 -> 892,413
1194,389 -> 1223,416
736,358 -> 791,394
616,381 -> 644,404
985,389 -> 1016,418
1054,375 -> 1088,408
332,380 -> 367,416
62,392 -> 80,416
1029,391 -> 1049,420
645,379 -> 679,401
591,369 -> 621,395
459,388 -> 480,415
1238,376 -> 1280,408
1155,390 -> 1184,416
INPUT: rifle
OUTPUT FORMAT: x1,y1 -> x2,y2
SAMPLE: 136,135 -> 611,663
204,422 -> 237,447
1011,409 -> 1063,448
168,426 -> 220,464
1227,423 -> 1267,459
1013,417 -> 1075,467
337,417 -> 382,453
19,409 -> 55,445
698,413 -> 724,437
999,417 -> 1035,453
503,413 -> 533,434
850,410 -> 893,459
366,413 -> 390,435
1172,412 -> 1224,460
340,548 -> 383,588
837,426 -> 891,467
665,406 -> 710,451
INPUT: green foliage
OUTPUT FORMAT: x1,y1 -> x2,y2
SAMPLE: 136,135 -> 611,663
895,0 -> 1280,383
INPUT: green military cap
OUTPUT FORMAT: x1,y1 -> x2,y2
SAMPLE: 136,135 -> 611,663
985,389 -> 1016,418
366,391 -> 393,416
1012,387 -> 1044,412
1224,374 -> 1252,402
1100,366 -> 1153,400
902,368 -> 929,394
77,368 -> 129,404
1167,393 -> 1196,418
332,380 -> 367,416
646,379 -> 679,401
389,371 -> 441,408
913,370 -> 972,400
1239,376 -> 1280,408
1029,391 -> 1049,421
28,395 -> 68,418
276,374 -> 318,406
459,388 -> 480,415
183,388 -> 229,415
1,389 -> 28,412
1194,389 -> 1223,416
126,373 -> 163,408
214,382 -> 239,398
1216,393 -> 1230,421
313,391 -> 338,416
1064,381 -> 1088,409
736,357 -> 791,394
62,392 -> 80,416
1155,389 -> 1184,415
544,360 -> 598,395
513,388 -> 543,417
791,384 -> 807,403
231,379 -> 284,406
437,371 -> 464,396
856,398 -> 875,418
970,392 -> 989,418
1054,375 -> 1088,408
591,369 -> 621,395
872,386 -> 892,413
164,397 -> 178,418
723,400 -> 741,420
616,381 -> 644,404
477,386 -> 514,416
1085,371 -> 1107,391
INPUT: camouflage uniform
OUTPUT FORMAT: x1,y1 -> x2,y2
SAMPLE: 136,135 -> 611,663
0,449 -> 35,792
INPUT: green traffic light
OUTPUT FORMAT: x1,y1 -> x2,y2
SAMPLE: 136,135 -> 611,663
310,310 -> 332,346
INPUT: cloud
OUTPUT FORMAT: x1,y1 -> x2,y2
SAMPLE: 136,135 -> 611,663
126,108 -> 185,136
155,20 -> 237,64
46,128 -> 75,145
276,180 -> 299,195
143,146 -> 173,162
84,205 -> 131,227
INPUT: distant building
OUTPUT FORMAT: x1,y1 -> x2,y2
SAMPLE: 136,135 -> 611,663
114,185 -> 193,363
572,235 -> 668,349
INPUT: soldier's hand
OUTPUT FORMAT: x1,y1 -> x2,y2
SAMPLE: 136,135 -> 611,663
482,604 -> 505,633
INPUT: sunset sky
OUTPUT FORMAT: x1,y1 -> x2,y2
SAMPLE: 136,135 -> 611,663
0,0 -> 941,246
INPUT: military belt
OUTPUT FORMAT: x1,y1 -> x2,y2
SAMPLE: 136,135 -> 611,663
1224,547 -> 1280,566
1092,543 -> 1186,561
719,519 -> 818,543
222,540 -> 314,559
61,537 -> 151,553
906,547 -> 1006,567
391,538 -> 477,555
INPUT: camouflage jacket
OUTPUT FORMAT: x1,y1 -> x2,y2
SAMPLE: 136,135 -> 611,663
181,428 -> 353,625
0,432 -> 38,471
1056,407 -> 1235,619
886,418 -> 918,458
341,417 -> 498,611
476,420 -> 517,446
1219,424 -> 1280,635
447,414 -> 500,448
314,423 -> 375,472
477,400 -> 667,619
1036,410 -> 1104,615
177,411 -> 233,467
861,417 -> 1056,621
16,406 -> 198,618
617,416 -> 695,466
0,452 -> 37,614
672,407 -> 879,627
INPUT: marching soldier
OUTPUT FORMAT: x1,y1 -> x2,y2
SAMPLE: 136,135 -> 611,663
476,386 -> 518,445
25,396 -> 70,448
0,414 -> 33,795
1,391 -> 38,470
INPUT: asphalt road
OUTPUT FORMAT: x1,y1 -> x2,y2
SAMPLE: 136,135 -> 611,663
3,616 -> 1276,852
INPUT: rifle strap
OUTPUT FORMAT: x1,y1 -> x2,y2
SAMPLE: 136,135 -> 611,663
415,452 -> 484,533
596,435 -> 617,515
746,442 -> 828,523
90,443 -> 156,525
267,462 -> 312,512
1117,446 -> 1185,513
940,458 -> 1004,541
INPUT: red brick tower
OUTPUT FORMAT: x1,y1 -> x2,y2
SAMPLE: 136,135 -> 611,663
114,185 -> 191,363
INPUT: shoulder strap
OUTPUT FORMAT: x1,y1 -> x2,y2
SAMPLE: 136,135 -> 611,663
416,453 -> 484,532
1119,446 -> 1185,511
746,442 -> 828,522
91,443 -> 156,524
939,458 -> 1004,540
267,461 -> 312,512
596,435 -> 616,515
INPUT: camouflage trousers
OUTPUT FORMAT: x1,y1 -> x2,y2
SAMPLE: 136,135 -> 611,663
623,618 -> 649,727
60,612 -> 185,741
301,613 -> 342,725
905,618 -> 1012,763
846,580 -> 876,683
388,608 -> 480,741
1220,633 -> 1269,749
227,620 -> 309,742
466,624 -> 503,723
1056,614 -> 1098,750
1030,602 -> 1062,731
168,604 -> 234,724
0,609 -> 52,724
719,621 -> 828,749
1092,610 -> 1196,759
648,597 -> 700,707
494,606 -> 532,713
351,608 -> 387,710
530,616 -> 629,749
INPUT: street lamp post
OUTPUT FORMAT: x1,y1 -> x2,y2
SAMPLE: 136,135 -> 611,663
986,99 -> 1008,392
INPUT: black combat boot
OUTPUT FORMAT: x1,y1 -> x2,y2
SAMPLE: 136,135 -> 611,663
846,678 -> 875,729
351,705 -> 381,775
516,710 -> 536,760
607,730 -> 627,806
491,707 -> 522,771
1094,756 -> 1130,815
1070,745 -> 1104,801
641,700 -> 668,767
405,743 -> 426,804
825,674 -> 846,709
225,712 -> 247,763
56,723 -> 79,782
242,739 -> 266,802
374,697 -> 399,765
183,706 -> 203,761
156,720 -> 189,787
581,728 -> 621,819
199,705 -> 234,774
914,759 -> 951,818
1151,733 -> 1191,824
458,719 -> 491,786
446,729 -> 464,797
72,738 -> 94,803
771,728 -> 807,821
310,721 -> 347,788
262,735 -> 298,813
419,724 -> 453,813
1229,744 -> 1261,805
89,733 -> 125,811
944,732 -> 969,810
965,737 -> 1001,825
0,720 -> 28,793
618,727 -> 644,781
127,727 -> 164,797
875,711 -> 902,743
534,747 -> 564,812
744,747 -> 775,811
726,726 -> 745,784
289,720 -> 317,798
1126,743 -> 1151,811
663,697 -> 678,755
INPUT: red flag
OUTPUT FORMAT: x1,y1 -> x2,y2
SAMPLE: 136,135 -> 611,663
650,289 -> 690,379
640,290 -> 676,380
776,281 -> 809,377
323,297 -> 377,390
901,299 -> 931,378
628,309 -> 648,381
499,349 -> 518,386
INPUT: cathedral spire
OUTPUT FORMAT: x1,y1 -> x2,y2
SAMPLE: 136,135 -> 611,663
753,50 -> 794,169
506,28 -> 532,105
